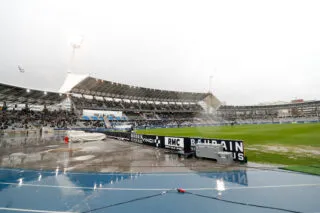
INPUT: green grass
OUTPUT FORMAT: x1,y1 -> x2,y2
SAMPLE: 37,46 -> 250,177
281,165 -> 320,176
136,123 -> 320,168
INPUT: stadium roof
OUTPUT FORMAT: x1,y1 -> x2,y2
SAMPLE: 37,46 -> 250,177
59,73 -> 89,93
68,76 -> 213,102
0,82 -> 67,105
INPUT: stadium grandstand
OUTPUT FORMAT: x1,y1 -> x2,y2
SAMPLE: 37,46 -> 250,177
0,82 -> 78,130
217,100 -> 320,124
0,73 -> 221,130
1,73 -> 320,130
62,74 -> 220,129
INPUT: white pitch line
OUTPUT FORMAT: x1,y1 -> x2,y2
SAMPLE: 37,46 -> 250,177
228,183 -> 320,190
0,181 -> 320,191
185,183 -> 320,191
0,207 -> 76,213
0,182 -> 93,190
0,181 -> 172,191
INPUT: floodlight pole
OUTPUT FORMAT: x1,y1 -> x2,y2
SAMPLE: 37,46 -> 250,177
68,36 -> 83,73
209,67 -> 216,94
68,45 -> 79,73
208,68 -> 216,114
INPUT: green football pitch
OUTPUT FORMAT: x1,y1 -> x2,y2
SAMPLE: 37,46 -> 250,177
136,123 -> 320,168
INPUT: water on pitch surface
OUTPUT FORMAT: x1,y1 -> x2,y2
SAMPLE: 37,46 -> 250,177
0,168 -> 319,213
0,132 -> 319,213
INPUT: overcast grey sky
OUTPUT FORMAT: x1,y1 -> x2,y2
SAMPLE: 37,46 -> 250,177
0,0 -> 319,105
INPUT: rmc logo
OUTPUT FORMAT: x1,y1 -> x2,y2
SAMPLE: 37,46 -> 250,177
165,137 -> 184,148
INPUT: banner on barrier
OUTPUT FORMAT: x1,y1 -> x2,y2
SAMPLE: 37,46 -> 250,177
188,138 -> 244,161
130,133 -> 245,161
131,133 -> 163,147
141,134 -> 162,147
131,132 -> 143,143
164,137 -> 184,150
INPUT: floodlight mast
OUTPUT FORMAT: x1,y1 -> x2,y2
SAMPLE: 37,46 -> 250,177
207,68 -> 216,114
208,67 -> 216,94
68,35 -> 83,73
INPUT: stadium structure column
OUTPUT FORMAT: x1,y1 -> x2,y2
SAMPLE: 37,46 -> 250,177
152,100 -> 157,110
71,102 -> 74,113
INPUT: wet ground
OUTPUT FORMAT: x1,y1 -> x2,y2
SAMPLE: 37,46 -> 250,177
0,168 -> 320,213
0,131 -> 246,173
1,132 -> 320,212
